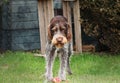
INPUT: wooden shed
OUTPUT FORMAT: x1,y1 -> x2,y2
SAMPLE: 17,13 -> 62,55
0,0 -> 82,53
38,0 -> 82,54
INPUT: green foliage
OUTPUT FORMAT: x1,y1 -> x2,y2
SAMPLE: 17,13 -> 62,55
80,0 -> 120,53
0,51 -> 120,83
0,0 -> 8,6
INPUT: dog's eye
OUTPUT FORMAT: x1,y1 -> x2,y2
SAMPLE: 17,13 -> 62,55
60,27 -> 66,31
51,27 -> 58,32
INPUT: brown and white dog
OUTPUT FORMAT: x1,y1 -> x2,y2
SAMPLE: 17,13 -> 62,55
45,16 -> 73,81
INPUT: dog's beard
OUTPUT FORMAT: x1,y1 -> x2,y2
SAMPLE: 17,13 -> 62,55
51,35 -> 67,48
55,43 -> 64,48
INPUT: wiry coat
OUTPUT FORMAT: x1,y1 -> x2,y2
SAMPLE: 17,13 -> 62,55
45,16 -> 73,81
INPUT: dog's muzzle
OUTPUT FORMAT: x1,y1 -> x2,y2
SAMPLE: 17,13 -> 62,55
51,34 -> 67,48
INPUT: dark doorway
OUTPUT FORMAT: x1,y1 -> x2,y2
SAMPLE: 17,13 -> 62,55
54,0 -> 63,16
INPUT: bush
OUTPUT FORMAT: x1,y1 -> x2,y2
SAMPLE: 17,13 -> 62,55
80,0 -> 120,53
0,0 -> 8,6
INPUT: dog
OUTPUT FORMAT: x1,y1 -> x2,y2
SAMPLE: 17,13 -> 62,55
45,15 -> 73,81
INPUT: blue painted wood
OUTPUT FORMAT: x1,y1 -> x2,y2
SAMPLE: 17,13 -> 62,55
11,42 -> 40,50
1,0 -> 40,51
12,35 -> 40,44
12,5 -> 37,13
11,13 -> 38,22
11,21 -> 39,29
1,29 -> 40,50
11,1 -> 37,5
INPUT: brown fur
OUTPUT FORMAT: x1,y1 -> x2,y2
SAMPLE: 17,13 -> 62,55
48,16 -> 72,43
45,16 -> 73,81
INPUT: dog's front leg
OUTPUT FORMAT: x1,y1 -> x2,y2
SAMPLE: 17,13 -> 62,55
59,50 -> 68,81
67,43 -> 73,75
45,44 -> 56,81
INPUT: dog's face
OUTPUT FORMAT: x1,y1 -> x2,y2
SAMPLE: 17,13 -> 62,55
48,16 -> 72,48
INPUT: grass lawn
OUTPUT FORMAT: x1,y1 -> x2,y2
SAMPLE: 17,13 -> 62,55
0,51 -> 120,83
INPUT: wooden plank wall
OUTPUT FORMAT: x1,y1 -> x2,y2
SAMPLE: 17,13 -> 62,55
73,0 -> 82,53
63,0 -> 82,53
63,1 -> 72,27
38,0 -> 54,54
1,0 -> 40,50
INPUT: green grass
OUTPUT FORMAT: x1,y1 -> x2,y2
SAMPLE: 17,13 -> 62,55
0,51 -> 120,83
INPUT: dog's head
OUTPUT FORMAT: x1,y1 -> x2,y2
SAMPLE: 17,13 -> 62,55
48,16 -> 72,48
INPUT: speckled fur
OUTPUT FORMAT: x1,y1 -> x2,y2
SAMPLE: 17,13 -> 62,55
45,41 -> 73,81
45,16 -> 73,81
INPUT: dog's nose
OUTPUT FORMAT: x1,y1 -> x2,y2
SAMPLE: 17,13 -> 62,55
56,37 -> 63,43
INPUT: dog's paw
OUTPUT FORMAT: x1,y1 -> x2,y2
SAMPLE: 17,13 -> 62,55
45,74 -> 53,81
68,71 -> 72,75
58,75 -> 66,81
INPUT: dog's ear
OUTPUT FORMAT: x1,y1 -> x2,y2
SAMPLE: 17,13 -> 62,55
67,24 -> 72,42
47,24 -> 52,41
